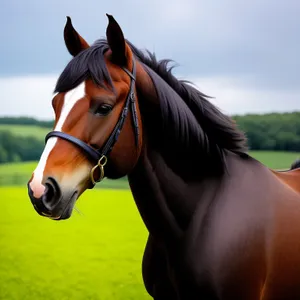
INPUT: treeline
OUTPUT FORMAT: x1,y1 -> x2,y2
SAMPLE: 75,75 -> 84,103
0,112 -> 299,164
0,131 -> 44,163
0,117 -> 54,128
232,112 -> 300,151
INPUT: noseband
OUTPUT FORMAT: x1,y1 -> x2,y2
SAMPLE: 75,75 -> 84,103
45,58 -> 139,187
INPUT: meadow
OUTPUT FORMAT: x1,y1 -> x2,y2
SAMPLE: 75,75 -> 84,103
0,162 -> 129,189
0,188 -> 150,300
247,150 -> 299,170
0,151 -> 299,188
0,124 -> 50,140
1,150 -> 300,299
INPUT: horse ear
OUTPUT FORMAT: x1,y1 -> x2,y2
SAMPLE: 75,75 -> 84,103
106,14 -> 127,66
64,16 -> 89,57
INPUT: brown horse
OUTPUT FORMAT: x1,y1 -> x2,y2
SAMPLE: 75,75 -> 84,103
27,14 -> 300,300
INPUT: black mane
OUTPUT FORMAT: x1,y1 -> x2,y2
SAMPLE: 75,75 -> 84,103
55,39 -> 248,174
126,41 -> 248,156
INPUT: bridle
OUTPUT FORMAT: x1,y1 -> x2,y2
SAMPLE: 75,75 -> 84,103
45,58 -> 139,188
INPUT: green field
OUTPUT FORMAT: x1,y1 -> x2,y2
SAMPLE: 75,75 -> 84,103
0,151 -> 299,188
0,124 -> 50,140
0,187 -> 150,300
0,162 -> 129,189
249,150 -> 299,170
0,150 -> 300,299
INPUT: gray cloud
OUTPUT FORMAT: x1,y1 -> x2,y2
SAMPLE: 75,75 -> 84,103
0,0 -> 299,117
1,1 -> 299,79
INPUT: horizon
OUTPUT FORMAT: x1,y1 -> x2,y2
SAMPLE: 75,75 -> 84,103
1,110 -> 300,123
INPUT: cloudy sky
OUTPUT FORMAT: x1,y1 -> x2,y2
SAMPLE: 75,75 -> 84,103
1,0 -> 299,120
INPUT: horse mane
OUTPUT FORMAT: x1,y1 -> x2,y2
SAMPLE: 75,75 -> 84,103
126,41 -> 248,155
291,159 -> 300,170
55,38 -> 248,176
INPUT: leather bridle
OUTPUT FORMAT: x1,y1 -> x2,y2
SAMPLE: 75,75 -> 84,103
45,58 -> 139,187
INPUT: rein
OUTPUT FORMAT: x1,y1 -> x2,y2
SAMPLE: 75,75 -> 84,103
45,58 -> 139,188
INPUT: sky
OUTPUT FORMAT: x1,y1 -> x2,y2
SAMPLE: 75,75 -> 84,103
0,0 -> 299,120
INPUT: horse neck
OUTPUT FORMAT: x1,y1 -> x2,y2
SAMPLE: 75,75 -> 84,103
127,63 -> 221,243
128,145 -> 221,245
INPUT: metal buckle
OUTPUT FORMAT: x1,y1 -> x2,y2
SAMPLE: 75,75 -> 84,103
90,155 -> 108,185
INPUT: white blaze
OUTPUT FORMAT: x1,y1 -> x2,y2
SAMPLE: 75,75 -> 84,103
29,82 -> 86,198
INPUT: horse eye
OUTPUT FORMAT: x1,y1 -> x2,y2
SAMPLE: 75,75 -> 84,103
94,104 -> 112,116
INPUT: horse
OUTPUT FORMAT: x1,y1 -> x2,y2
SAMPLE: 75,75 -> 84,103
27,14 -> 300,300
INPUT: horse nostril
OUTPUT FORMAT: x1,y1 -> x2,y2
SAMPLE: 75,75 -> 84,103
43,183 -> 54,203
41,178 -> 61,210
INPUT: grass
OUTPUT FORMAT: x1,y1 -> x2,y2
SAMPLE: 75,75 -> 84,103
0,124 -> 50,140
249,150 -> 300,169
0,162 -> 129,189
0,150 -> 300,299
0,151 -> 299,187
0,187 -> 150,300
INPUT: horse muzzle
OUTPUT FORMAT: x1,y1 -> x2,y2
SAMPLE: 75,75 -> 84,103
27,177 -> 78,220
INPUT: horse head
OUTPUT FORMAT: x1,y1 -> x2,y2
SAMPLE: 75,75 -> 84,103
27,15 -> 142,220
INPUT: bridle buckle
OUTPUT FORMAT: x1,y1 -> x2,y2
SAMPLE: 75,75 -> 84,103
90,155 -> 108,185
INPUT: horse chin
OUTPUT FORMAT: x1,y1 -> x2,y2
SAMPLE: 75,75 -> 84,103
53,192 -> 78,221
49,205 -> 74,220
50,210 -> 73,221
